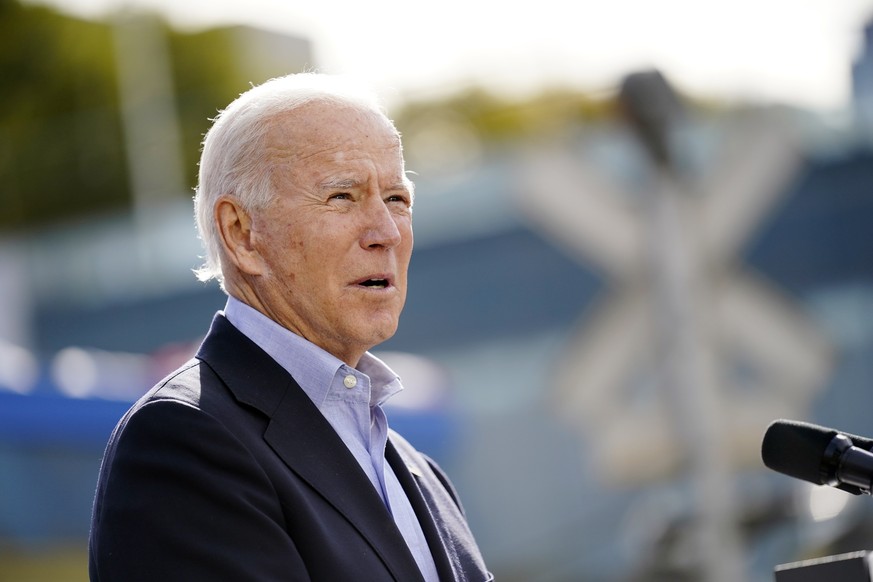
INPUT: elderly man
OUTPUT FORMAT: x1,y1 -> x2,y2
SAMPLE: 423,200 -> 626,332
89,73 -> 491,581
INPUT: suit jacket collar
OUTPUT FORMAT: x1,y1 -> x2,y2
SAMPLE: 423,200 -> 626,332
196,314 -> 426,582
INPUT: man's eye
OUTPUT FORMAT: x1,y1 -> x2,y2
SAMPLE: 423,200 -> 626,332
329,193 -> 351,201
386,195 -> 410,205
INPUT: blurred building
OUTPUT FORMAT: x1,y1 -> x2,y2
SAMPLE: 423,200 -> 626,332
2,16 -> 873,582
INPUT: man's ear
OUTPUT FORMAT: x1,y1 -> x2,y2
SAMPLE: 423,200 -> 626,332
215,196 -> 266,276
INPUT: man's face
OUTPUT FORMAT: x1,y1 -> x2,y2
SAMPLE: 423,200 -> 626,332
247,102 -> 414,366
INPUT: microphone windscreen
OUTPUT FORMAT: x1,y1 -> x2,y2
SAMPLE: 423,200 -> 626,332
761,419 -> 838,486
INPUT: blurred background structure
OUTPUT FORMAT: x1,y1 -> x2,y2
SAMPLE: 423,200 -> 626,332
2,0 -> 873,580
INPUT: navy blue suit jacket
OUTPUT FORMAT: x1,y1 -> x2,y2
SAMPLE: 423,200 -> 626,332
89,314 -> 491,581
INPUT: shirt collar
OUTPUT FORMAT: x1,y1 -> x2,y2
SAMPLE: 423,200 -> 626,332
223,296 -> 403,409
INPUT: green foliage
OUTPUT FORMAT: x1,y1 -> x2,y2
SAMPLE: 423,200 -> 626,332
394,86 -> 618,144
0,1 -> 126,230
0,1 -> 251,232
168,27 -> 255,186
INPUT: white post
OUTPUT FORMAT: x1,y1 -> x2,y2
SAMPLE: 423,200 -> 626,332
111,10 -> 187,282
646,169 -> 746,582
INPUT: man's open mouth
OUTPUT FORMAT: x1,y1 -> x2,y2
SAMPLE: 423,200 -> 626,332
359,278 -> 389,289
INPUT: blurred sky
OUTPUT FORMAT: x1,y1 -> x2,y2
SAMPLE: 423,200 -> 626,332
23,0 -> 873,110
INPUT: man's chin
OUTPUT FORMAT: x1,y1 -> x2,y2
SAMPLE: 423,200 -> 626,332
362,317 -> 400,348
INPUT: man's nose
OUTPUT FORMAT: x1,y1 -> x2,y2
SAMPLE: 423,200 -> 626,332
360,195 -> 402,249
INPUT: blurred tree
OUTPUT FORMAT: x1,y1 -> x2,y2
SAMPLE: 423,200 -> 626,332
169,27 -> 255,185
0,0 -> 125,230
0,0 -> 250,232
394,86 -> 617,145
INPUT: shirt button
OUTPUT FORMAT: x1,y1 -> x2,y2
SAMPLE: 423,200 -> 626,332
343,374 -> 357,389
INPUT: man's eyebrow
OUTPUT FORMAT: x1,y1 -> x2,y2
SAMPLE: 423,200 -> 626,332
386,181 -> 412,192
318,177 -> 411,193
318,178 -> 360,191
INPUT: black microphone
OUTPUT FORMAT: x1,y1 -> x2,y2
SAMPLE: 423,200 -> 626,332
762,419 -> 873,495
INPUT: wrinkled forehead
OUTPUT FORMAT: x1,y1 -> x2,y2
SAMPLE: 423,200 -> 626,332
265,99 -> 403,161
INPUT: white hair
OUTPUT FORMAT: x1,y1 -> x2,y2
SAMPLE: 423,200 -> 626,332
193,73 -> 394,286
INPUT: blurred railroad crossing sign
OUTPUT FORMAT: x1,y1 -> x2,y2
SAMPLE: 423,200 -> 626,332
517,70 -> 832,582
519,94 -> 830,484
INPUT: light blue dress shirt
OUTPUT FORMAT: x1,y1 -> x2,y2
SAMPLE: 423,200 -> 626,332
224,297 -> 439,582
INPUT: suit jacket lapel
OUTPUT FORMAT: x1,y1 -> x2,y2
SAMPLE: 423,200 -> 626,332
264,387 -> 426,582
197,314 -> 424,582
386,440 -> 457,581
388,433 -> 492,581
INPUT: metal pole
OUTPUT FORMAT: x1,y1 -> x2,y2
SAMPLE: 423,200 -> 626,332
622,70 -> 746,582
